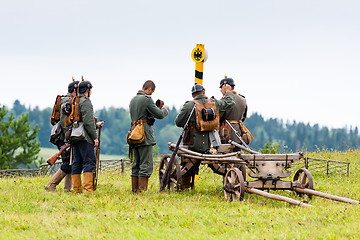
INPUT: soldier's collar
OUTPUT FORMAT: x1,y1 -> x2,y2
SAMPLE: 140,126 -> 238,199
194,94 -> 207,100
137,90 -> 147,95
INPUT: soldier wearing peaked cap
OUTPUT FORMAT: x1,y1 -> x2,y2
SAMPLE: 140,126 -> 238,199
71,77 -> 104,194
175,83 -> 235,188
219,77 -> 252,151
45,78 -> 79,192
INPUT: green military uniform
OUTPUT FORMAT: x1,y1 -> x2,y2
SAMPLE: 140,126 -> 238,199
71,93 -> 98,175
57,92 -> 75,174
78,93 -> 98,145
220,91 -> 248,146
129,90 -> 168,178
45,79 -> 78,192
175,91 -> 235,153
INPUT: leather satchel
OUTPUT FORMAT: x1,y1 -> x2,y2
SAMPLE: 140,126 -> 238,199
127,122 -> 145,145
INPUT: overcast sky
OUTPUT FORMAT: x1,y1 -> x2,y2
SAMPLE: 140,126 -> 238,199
1,0 -> 359,129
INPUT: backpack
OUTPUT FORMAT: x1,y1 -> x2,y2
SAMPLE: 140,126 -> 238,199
193,99 -> 220,132
64,96 -> 82,127
50,95 -> 63,125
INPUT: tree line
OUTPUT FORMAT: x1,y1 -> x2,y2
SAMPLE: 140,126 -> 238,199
7,100 -> 360,156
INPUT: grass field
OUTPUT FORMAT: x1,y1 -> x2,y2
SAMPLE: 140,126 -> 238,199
1,150 -> 359,239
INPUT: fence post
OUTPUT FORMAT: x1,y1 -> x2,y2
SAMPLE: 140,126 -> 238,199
347,163 -> 350,177
326,161 -> 329,176
121,159 -> 125,174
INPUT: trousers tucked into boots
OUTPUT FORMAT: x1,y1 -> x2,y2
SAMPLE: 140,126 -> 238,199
83,172 -> 94,193
63,174 -> 72,191
71,174 -> 83,194
45,169 -> 67,192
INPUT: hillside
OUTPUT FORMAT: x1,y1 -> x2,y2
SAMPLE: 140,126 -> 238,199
4,101 -> 360,157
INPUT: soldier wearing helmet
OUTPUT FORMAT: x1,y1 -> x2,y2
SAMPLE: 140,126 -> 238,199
219,77 -> 251,150
45,78 -> 79,192
71,77 -> 104,194
175,83 -> 234,189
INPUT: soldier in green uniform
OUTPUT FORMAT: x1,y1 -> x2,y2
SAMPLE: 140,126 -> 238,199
129,80 -> 168,193
175,84 -> 234,187
71,80 -> 103,194
45,80 -> 79,192
219,77 -> 251,151
175,84 -> 235,153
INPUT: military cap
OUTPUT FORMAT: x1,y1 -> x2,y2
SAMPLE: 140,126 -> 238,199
219,77 -> 235,88
191,84 -> 204,94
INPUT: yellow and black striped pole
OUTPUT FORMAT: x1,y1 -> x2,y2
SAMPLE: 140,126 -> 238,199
191,44 -> 207,85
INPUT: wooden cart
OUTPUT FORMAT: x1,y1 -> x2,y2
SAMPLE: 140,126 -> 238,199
159,142 -> 359,207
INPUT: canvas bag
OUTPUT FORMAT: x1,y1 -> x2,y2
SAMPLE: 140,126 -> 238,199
49,122 -> 62,144
127,121 -> 146,145
70,122 -> 86,141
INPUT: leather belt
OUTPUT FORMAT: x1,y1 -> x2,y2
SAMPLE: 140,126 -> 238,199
131,119 -> 147,125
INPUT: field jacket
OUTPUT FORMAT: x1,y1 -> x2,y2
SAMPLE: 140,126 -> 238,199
129,90 -> 169,147
175,92 -> 235,153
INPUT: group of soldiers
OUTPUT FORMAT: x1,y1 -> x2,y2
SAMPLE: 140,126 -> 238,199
128,77 -> 249,193
45,78 -> 103,194
46,76 -> 248,194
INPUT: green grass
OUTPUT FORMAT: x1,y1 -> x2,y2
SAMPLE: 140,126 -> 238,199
1,150 -> 360,239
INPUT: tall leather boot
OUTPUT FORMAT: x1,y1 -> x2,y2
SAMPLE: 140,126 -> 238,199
71,174 -> 83,194
138,177 -> 149,192
131,177 -> 139,194
45,169 -> 67,192
64,174 -> 72,192
83,172 -> 94,194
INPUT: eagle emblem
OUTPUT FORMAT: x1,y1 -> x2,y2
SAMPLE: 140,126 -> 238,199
193,48 -> 203,62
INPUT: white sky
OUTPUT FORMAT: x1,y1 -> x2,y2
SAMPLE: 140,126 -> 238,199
1,0 -> 359,129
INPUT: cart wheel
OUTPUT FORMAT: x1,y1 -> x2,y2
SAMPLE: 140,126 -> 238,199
159,154 -> 182,192
293,168 -> 314,199
209,163 -> 246,181
223,168 -> 245,201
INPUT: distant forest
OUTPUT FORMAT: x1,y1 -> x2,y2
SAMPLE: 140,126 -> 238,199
8,100 -> 360,155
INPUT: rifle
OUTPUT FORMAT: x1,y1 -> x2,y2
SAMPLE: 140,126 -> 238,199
47,143 -> 71,165
225,120 -> 259,154
94,122 -> 103,190
159,104 -> 196,192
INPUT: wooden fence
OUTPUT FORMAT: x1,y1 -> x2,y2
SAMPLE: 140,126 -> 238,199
0,157 -> 350,178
